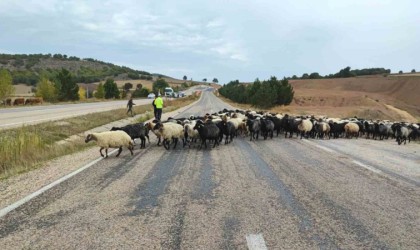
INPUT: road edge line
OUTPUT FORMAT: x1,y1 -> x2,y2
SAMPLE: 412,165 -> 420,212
0,149 -> 118,219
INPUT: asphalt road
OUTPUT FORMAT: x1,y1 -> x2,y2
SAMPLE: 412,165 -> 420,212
0,86 -> 205,129
0,90 -> 419,249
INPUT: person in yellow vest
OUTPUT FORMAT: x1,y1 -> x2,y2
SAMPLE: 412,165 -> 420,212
154,92 -> 163,121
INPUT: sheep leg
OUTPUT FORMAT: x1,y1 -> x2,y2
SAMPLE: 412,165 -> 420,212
146,134 -> 150,143
100,147 -> 105,157
173,138 -> 178,149
105,148 -> 108,158
116,147 -> 122,157
128,145 -> 134,155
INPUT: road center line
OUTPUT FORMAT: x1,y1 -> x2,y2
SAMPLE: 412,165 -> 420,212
246,234 -> 268,250
352,160 -> 383,174
0,149 -> 118,219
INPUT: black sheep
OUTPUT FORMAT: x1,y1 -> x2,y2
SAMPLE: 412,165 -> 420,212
110,123 -> 149,149
218,121 -> 236,144
193,120 -> 220,149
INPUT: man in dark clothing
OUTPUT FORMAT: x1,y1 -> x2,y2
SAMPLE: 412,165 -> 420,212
152,95 -> 157,119
127,97 -> 135,116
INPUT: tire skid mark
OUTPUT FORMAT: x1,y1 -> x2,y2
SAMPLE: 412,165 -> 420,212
192,150 -> 216,200
255,140 -> 389,249
237,140 -> 339,249
126,149 -> 188,215
315,140 -> 419,187
221,216 -> 240,250
94,147 -> 153,190
161,202 -> 187,250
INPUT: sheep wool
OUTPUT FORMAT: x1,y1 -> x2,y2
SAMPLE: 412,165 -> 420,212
85,131 -> 134,157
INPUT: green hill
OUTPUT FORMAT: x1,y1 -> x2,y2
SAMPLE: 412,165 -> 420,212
0,53 -> 153,85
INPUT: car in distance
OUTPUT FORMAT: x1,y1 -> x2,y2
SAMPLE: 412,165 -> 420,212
147,93 -> 156,99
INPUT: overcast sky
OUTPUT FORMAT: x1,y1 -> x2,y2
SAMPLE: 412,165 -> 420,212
0,0 -> 419,83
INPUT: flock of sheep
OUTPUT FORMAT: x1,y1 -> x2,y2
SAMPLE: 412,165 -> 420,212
85,109 -> 420,157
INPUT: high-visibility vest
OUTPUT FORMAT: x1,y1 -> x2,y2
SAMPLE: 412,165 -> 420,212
154,97 -> 163,109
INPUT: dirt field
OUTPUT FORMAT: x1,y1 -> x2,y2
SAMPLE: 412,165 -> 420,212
284,76 -> 420,122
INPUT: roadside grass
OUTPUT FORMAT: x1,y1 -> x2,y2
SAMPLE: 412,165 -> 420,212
0,95 -> 199,179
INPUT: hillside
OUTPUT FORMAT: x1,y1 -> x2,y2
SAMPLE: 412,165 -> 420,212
285,75 -> 420,122
0,53 -> 152,85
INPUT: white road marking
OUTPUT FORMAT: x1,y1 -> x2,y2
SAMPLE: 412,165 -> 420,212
0,114 -> 81,127
0,149 -> 118,219
352,160 -> 383,174
246,234 -> 268,250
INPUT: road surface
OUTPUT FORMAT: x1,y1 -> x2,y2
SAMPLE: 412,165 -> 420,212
0,86 -> 205,129
0,89 -> 419,249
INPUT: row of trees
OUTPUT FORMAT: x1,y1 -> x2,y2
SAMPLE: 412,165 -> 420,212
219,77 -> 294,109
289,67 -> 394,80
182,75 -> 219,84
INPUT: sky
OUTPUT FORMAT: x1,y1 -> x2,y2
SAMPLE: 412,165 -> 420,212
0,0 -> 419,84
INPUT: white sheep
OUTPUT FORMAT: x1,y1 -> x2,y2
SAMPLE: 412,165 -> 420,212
297,119 -> 313,139
146,121 -> 163,146
344,122 -> 360,139
153,122 -> 185,150
85,131 -> 134,157
184,121 -> 200,147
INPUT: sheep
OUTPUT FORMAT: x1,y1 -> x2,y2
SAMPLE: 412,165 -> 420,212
183,121 -> 200,147
110,123 -> 149,149
193,120 -> 220,149
246,119 -> 261,141
344,122 -> 360,139
315,122 -> 330,139
394,124 -> 410,145
153,122 -> 185,150
145,120 -> 163,146
85,131 -> 134,157
260,118 -> 275,140
218,120 -> 236,144
297,119 -> 313,139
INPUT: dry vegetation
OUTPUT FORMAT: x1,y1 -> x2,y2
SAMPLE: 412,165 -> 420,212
220,75 -> 419,122
0,95 -> 199,179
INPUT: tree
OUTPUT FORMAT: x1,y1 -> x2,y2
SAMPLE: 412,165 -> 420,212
103,78 -> 120,99
399,70 -> 403,74
152,78 -> 169,94
212,78 -> 218,83
0,69 -> 15,102
292,75 -> 298,79
95,83 -> 105,98
36,76 -> 57,102
301,73 -> 309,79
124,82 -> 133,92
309,72 -> 321,79
202,78 -> 207,82
411,69 -> 416,73
183,75 -> 187,81
55,68 -> 79,101
132,88 -> 149,98
136,83 -> 142,90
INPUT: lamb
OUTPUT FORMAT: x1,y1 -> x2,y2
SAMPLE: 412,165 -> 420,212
193,120 -> 220,149
153,122 -> 185,150
85,131 -> 134,157
297,119 -> 313,139
344,122 -> 360,139
110,123 -> 149,149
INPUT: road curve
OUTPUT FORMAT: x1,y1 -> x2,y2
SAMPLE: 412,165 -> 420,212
0,90 -> 419,249
0,86 -> 205,129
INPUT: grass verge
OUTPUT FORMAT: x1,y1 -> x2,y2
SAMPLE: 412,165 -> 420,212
0,95 -> 199,179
